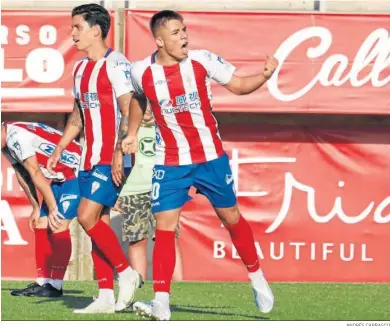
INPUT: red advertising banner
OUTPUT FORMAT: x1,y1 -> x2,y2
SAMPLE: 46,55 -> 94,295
1,155 -> 36,279
125,10 -> 390,114
1,10 -> 115,113
2,127 -> 390,282
179,125 -> 390,282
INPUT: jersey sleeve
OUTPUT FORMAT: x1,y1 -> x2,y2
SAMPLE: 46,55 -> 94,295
196,50 -> 236,85
130,61 -> 147,95
71,60 -> 81,99
107,58 -> 135,98
6,126 -> 36,162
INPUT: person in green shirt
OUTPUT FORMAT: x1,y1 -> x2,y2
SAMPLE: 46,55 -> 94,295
115,107 -> 183,283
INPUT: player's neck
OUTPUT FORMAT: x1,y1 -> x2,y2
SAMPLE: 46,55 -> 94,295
155,51 -> 181,66
87,42 -> 109,62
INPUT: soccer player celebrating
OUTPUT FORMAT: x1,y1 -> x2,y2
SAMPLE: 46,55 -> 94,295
2,121 -> 81,298
122,10 -> 278,320
47,4 -> 140,313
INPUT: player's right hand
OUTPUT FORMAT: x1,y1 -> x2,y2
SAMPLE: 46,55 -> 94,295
47,148 -> 61,175
112,150 -> 125,187
263,55 -> 279,80
121,135 -> 138,154
28,207 -> 40,232
48,206 -> 64,231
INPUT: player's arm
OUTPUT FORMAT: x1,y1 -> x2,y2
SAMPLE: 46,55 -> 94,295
225,61 -> 277,95
122,63 -> 147,155
112,93 -> 132,186
12,163 -> 40,210
204,51 -> 278,96
13,163 -> 41,230
60,100 -> 83,149
23,155 -> 63,230
107,58 -> 135,186
47,101 -> 82,174
121,93 -> 147,155
128,93 -> 147,137
116,93 -> 132,152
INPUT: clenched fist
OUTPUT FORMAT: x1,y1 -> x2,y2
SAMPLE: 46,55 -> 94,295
263,56 -> 279,80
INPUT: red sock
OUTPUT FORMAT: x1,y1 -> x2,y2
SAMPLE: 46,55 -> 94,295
153,230 -> 176,293
50,229 -> 72,280
35,228 -> 53,278
226,216 -> 260,273
91,242 -> 114,289
87,220 -> 129,273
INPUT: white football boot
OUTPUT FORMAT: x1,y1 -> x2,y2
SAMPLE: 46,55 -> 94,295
115,268 -> 143,312
249,269 -> 274,313
133,300 -> 171,321
73,297 -> 115,314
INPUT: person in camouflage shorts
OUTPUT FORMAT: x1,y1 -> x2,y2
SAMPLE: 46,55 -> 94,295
121,192 -> 153,242
120,193 -> 180,242
115,107 -> 183,281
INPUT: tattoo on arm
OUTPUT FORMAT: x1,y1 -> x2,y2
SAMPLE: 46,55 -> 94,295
115,93 -> 132,152
13,164 -> 39,208
116,115 -> 129,151
69,101 -> 83,129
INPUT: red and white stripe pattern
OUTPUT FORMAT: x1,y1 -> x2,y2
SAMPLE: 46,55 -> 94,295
4,121 -> 81,181
72,49 -> 133,171
131,50 -> 235,166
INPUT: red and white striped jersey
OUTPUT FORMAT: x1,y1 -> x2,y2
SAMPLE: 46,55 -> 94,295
72,49 -> 133,171
3,121 -> 81,182
130,50 -> 236,166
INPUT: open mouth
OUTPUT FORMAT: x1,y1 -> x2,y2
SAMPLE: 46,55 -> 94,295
181,42 -> 189,55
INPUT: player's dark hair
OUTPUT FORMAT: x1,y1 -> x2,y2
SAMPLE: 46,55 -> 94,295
72,3 -> 110,40
149,10 -> 183,36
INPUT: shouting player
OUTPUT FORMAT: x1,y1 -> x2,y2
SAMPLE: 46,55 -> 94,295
122,10 -> 278,320
47,4 -> 140,313
1,121 -> 81,298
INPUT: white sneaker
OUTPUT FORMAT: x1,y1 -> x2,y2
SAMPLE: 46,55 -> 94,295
133,301 -> 171,321
115,269 -> 142,312
250,272 -> 274,313
73,297 -> 115,314
115,300 -> 132,312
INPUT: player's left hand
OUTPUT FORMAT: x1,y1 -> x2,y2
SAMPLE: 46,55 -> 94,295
28,207 -> 40,232
263,55 -> 279,80
48,206 -> 64,231
112,151 -> 125,187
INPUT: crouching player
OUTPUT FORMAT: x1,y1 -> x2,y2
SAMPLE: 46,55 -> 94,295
1,121 -> 81,297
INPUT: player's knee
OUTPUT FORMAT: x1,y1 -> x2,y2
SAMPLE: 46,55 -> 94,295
77,205 -> 99,231
155,218 -> 178,231
155,210 -> 180,231
36,217 -> 48,229
216,205 -> 240,226
52,220 -> 71,233
76,209 -> 96,229
76,213 -> 88,228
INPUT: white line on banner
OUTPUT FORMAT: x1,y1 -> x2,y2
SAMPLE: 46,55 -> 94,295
2,88 -> 65,98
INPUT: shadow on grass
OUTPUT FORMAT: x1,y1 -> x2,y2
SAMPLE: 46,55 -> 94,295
171,304 -> 269,320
